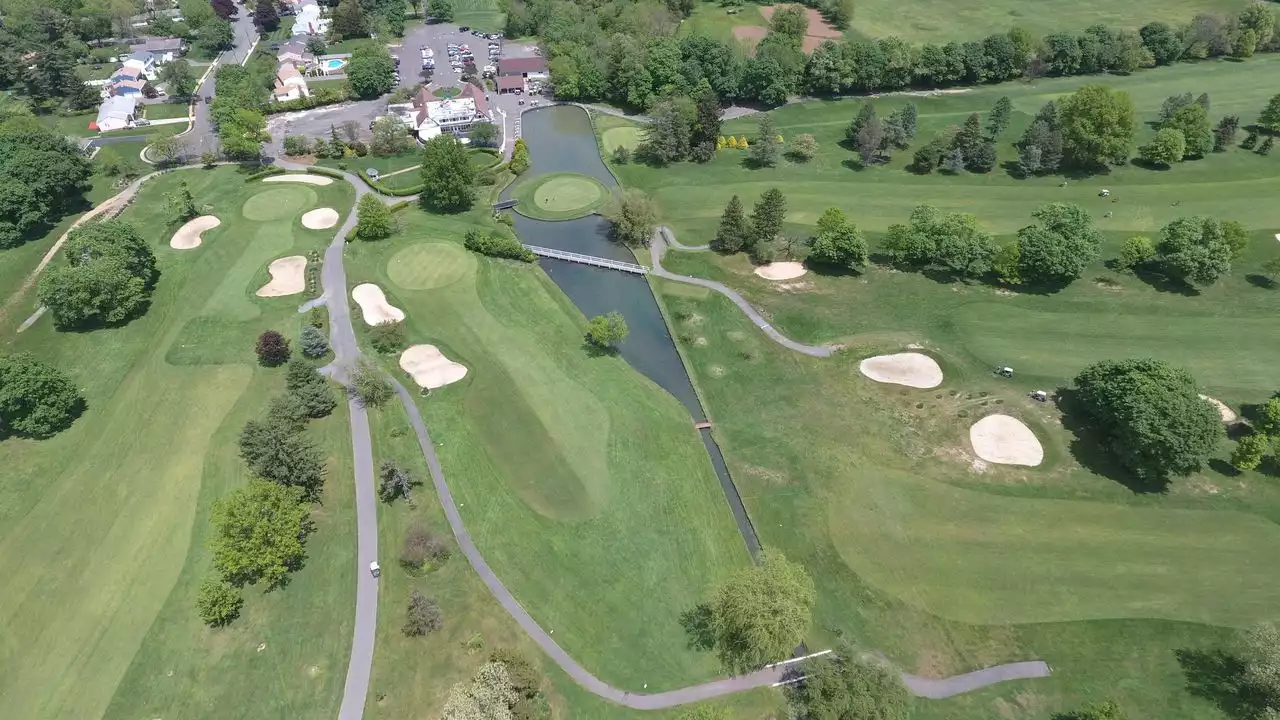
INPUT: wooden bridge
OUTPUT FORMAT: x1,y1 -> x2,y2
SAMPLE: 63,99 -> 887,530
523,245 -> 648,275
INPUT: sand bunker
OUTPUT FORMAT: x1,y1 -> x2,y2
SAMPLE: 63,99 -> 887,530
859,352 -> 943,389
969,414 -> 1044,467
264,174 -> 333,186
351,283 -> 405,325
399,344 -> 468,389
255,255 -> 308,297
301,207 -> 340,229
1199,394 -> 1238,423
169,215 -> 220,250
754,261 -> 807,280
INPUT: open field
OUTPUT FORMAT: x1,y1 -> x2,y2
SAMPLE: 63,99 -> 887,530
344,206 -> 753,692
138,101 -> 192,120
451,0 -> 506,31
0,166 -> 357,720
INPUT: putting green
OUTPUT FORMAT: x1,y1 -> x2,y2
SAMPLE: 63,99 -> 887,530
602,126 -> 643,153
386,242 -> 476,290
512,172 -> 610,221
241,186 -> 316,221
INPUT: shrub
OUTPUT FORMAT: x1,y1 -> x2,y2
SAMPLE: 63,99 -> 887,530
351,358 -> 392,406
400,523 -> 451,570
255,330 -> 291,366
402,590 -> 443,636
463,229 -> 536,262
282,135 -> 312,156
378,458 -> 418,502
1117,236 -> 1156,271
1231,432 -> 1271,471
300,324 -> 330,358
195,575 -> 244,627
612,145 -> 630,164
584,311 -> 628,349
369,321 -> 406,353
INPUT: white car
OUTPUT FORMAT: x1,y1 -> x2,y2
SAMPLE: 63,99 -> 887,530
369,561 -> 381,577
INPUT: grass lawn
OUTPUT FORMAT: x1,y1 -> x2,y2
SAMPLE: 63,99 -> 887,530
0,166 -> 358,720
138,101 -> 192,120
344,205 -> 753,692
510,171 -> 610,220
40,110 -> 99,137
309,78 -> 350,93
318,150 -> 423,178
452,0 -> 506,31
679,1 -> 767,43
75,63 -> 117,81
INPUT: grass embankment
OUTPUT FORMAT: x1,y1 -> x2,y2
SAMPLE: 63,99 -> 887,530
344,205 -> 753,697
0,166 -> 358,720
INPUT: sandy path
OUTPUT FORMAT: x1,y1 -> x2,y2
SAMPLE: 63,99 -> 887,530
399,344 -> 468,389
1199,395 -> 1238,423
754,261 -> 807,280
859,352 -> 943,389
255,255 -> 308,297
969,414 -> 1044,467
351,283 -> 405,325
302,207 -> 340,229
169,215 -> 220,249
264,174 -> 333,186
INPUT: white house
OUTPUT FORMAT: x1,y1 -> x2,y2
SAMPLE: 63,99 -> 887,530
122,51 -> 158,81
290,0 -> 330,36
273,63 -> 311,102
399,84 -> 491,141
129,36 -> 185,63
94,95 -> 138,132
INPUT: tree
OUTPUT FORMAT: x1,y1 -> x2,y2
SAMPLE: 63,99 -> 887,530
942,147 -> 965,174
198,18 -> 234,54
712,196 -> 749,254
419,135 -> 475,212
355,194 -> 394,241
1138,128 -> 1186,167
789,656 -> 910,720
1231,433 -> 1271,471
218,108 -> 268,160
749,188 -> 787,249
285,358 -> 336,417
442,662 -> 518,720
1057,85 -> 1136,168
584,311 -> 628,349
379,459 -> 418,502
352,358 -> 393,407
641,98 -> 693,165
1158,93 -> 1195,125
195,576 -> 244,627
845,103 -> 877,145
509,138 -> 530,175
808,207 -> 867,271
750,114 -> 780,167
932,211 -> 996,277
1016,202 -> 1103,286
986,96 -> 1012,138
1117,236 -> 1155,271
0,123 -> 93,249
331,0 -> 370,38
1222,220 -> 1250,260
1141,22 -> 1182,65
37,221 -> 157,329
1016,116 -> 1063,176
966,141 -> 998,173
709,549 -> 814,674
347,43 -> 396,99
238,417 -> 326,497
401,523 -> 450,570
789,133 -> 818,162
1260,137 -> 1275,156
428,0 -> 455,22
691,90 -> 722,159
602,189 -> 658,247
1259,399 -> 1280,437
369,320 -> 406,353
253,0 -> 279,32
209,480 -> 312,589
403,590 -> 443,636
1072,358 -> 1223,484
612,146 -> 631,164
369,117 -> 409,157
1258,94 -> 1280,133
166,180 -> 198,220
150,132 -> 184,167
256,330 -> 291,366
300,325 -> 329,358
159,58 -> 196,98
0,353 -> 84,439
305,36 -> 328,56
468,122 -> 499,148
1165,104 -> 1212,158
1154,216 -> 1234,287
210,0 -> 236,20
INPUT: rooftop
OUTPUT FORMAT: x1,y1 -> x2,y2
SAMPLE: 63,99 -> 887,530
498,56 -> 547,75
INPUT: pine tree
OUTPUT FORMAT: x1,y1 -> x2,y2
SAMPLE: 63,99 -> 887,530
750,114 -> 780,167
749,189 -> 787,249
712,195 -> 749,254
986,96 -> 1013,138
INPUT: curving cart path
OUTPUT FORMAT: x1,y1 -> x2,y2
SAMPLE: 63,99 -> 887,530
281,164 -> 1051,716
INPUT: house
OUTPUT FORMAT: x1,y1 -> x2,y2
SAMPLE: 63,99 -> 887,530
290,0 -> 330,36
396,84 -> 492,141
277,40 -> 314,67
496,74 -> 524,94
497,56 -> 548,79
108,66 -> 149,96
93,95 -> 137,132
273,63 -> 311,102
129,36 -> 185,63
122,51 -> 158,80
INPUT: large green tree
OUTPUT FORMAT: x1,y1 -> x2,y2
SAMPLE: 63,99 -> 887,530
789,656 -> 910,720
1138,128 -> 1185,167
37,220 -> 157,328
1015,202 -> 1103,286
355,193 -> 394,240
419,136 -> 475,212
709,549 -> 814,673
238,418 -> 327,499
331,0 -> 370,38
1154,215 -> 1234,287
1057,85 -> 1136,168
0,353 -> 84,439
749,188 -> 787,249
711,195 -> 749,254
603,189 -> 658,247
209,480 -> 313,589
808,207 -> 867,271
1072,358 -> 1223,484
159,58 -> 196,98
0,122 -> 92,248
346,42 -> 396,99
641,97 -> 692,165
1164,103 -> 1212,158
1259,94 -> 1280,133
218,108 -> 269,160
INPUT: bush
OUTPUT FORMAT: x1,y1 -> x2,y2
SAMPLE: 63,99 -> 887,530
1117,236 -> 1156,271
255,330 -> 291,366
282,135 -> 312,156
0,353 -> 85,439
300,324 -> 330,358
400,523 -> 451,570
351,358 -> 393,406
402,590 -> 443,636
463,229 -> 536,262
264,86 -> 352,115
369,321 -> 406,353
584,311 -> 628,349
612,145 -> 630,164
196,575 -> 244,627
286,358 -> 337,418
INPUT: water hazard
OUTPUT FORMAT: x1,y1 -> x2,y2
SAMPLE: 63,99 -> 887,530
502,105 -> 760,558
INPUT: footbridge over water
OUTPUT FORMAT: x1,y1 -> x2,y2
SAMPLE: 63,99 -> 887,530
524,245 -> 648,275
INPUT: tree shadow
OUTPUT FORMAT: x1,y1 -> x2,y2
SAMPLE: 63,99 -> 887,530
1129,157 -> 1173,172
1245,274 -> 1276,289
840,158 -> 866,172
1208,459 -> 1241,477
679,604 -> 716,652
1175,648 -> 1265,720
581,341 -> 618,358
1056,388 -> 1171,494
1132,266 -> 1201,296
806,262 -> 862,278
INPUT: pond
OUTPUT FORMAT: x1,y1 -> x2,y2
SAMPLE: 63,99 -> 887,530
505,105 -> 760,557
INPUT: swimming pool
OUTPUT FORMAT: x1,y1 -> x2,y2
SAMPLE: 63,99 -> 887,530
322,58 -> 346,72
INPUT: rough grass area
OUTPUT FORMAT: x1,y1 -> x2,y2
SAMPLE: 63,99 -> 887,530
0,166 -> 357,720
511,172 -> 610,221
451,0 -> 505,31
138,101 -> 192,120
345,206 -> 752,693
602,126 -> 644,153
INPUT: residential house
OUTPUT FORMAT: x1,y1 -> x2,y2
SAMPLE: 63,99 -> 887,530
273,63 -> 311,102
290,0 -> 330,36
93,95 -> 138,132
497,56 -> 548,79
277,40 -> 314,67
128,36 -> 185,63
122,51 -> 158,81
108,65 -> 148,96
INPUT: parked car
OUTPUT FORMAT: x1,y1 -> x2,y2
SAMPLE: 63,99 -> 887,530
459,25 -> 470,31
367,168 -> 380,180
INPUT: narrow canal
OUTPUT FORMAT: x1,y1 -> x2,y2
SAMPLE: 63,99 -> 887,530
501,105 -> 761,558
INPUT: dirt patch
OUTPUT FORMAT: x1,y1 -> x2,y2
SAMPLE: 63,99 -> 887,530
969,414 -> 1044,467
758,5 -> 841,52
732,24 -> 766,54
263,174 -> 332,186
301,207 -> 339,229
351,283 -> 405,325
859,352 -> 943,389
256,255 -> 307,297
754,261 -> 807,280
400,344 -> 467,389
1199,394 -> 1238,423
170,215 -> 220,250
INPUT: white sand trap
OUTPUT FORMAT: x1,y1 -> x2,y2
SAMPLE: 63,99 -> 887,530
970,414 -> 1044,467
859,352 -> 943,389
169,215 -> 220,249
351,283 -> 405,325
255,255 -> 308,297
301,207 -> 340,229
263,174 -> 333,186
754,261 -> 807,280
400,344 -> 468,389
1199,394 -> 1238,423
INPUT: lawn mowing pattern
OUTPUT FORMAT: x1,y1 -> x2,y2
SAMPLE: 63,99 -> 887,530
345,207 -> 752,691
386,242 -> 476,290
602,126 -> 643,154
0,167 -> 357,720
511,172 -> 610,221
